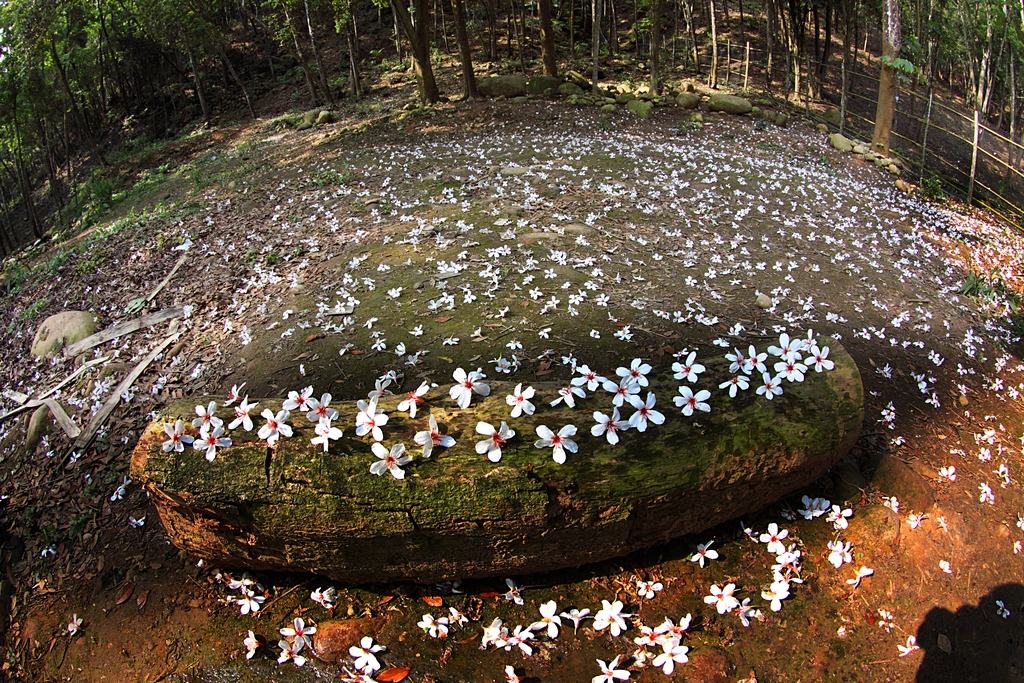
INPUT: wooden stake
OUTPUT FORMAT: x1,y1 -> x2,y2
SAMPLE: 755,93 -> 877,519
743,41 -> 750,91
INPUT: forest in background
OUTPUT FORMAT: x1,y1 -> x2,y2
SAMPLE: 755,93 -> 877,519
0,0 -> 1021,257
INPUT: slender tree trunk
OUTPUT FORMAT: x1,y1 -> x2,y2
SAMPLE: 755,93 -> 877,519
392,0 -> 442,103
872,0 -> 901,154
608,0 -> 618,55
220,46 -> 256,119
346,15 -> 362,98
484,0 -> 499,60
651,0 -> 664,93
283,6 -> 322,104
539,0 -> 558,75
709,0 -> 719,88
305,0 -> 336,107
592,0 -> 603,93
684,0 -> 699,73
451,0 -> 481,96
185,44 -> 212,123
49,40 -> 105,165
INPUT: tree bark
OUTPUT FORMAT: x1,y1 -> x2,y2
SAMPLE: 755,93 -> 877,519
185,43 -> 212,123
305,0 -> 336,107
651,0 -> 664,93
872,0 -> 901,155
539,0 -> 558,76
451,0 -> 481,96
592,0 -> 603,93
392,0 -> 442,103
219,45 -> 256,119
709,0 -> 719,88
132,345 -> 864,583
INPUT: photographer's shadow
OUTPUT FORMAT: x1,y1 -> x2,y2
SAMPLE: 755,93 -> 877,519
916,583 -> 1024,682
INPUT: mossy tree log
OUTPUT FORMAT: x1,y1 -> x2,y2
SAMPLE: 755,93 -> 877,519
131,340 -> 863,583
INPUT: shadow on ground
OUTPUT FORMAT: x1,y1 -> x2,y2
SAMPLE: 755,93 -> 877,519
916,583 -> 1024,683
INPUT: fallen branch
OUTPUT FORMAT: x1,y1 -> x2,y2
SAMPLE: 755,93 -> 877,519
41,399 -> 81,439
0,356 -> 109,423
71,333 -> 180,454
63,307 -> 184,359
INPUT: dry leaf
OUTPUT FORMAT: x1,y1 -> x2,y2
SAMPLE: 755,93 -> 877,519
378,595 -> 394,605
304,333 -> 324,344
479,591 -> 502,598
376,667 -> 411,682
435,317 -> 451,323
422,596 -> 443,607
937,633 -> 952,653
114,583 -> 135,605
137,589 -> 150,609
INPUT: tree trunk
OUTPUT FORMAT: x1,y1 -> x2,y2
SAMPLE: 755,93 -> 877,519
872,0 -> 901,155
651,0 -> 664,93
709,0 -> 719,88
539,0 -> 558,76
283,6 -> 322,105
451,0 -> 481,96
392,0 -> 442,104
592,0 -> 603,93
132,346 -> 864,584
305,0 -> 336,107
346,15 -> 362,99
185,44 -> 212,123
220,46 -> 256,119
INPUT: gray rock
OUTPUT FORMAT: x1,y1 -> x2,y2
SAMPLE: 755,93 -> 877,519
563,223 -> 597,236
887,163 -> 901,176
478,75 -> 527,98
519,232 -> 565,244
756,293 -> 772,309
895,179 -> 911,193
676,92 -> 701,110
500,166 -> 529,176
526,76 -> 562,95
626,99 -> 653,118
816,122 -> 830,133
774,112 -> 789,127
823,106 -> 843,127
707,93 -> 752,115
615,93 -> 635,104
557,82 -> 585,97
828,133 -> 854,152
600,104 -> 617,113
853,144 -> 868,155
316,110 -> 332,125
25,405 -> 51,454
32,311 -> 99,358
512,96 -> 529,104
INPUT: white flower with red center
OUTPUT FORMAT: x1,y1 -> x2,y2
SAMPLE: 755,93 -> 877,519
827,540 -> 853,568
529,600 -> 562,639
627,392 -> 666,432
280,617 -> 317,648
283,386 -> 315,412
774,357 -> 808,382
761,576 -> 791,611
672,351 -> 706,383
534,425 -> 578,464
604,376 -> 640,407
593,600 -> 631,636
747,345 -> 769,373
726,348 -> 748,374
449,367 -> 490,409
226,383 -> 246,406
592,408 -> 628,445
550,385 -> 586,408
690,540 -> 719,568
755,372 -> 784,400
306,393 -> 339,423
397,382 -> 431,418
228,397 -> 258,431
652,640 -> 689,675
759,523 -> 789,554
243,630 -> 261,659
637,579 -> 663,600
414,414 -> 456,458
195,425 -> 231,461
504,625 -> 534,656
617,358 -> 652,387
370,442 -> 412,479
572,365 -> 606,391
258,409 -> 293,446
476,421 -> 515,462
704,583 -> 740,614
768,333 -> 800,360
593,655 -> 630,683
809,344 -> 835,372
506,383 -> 536,418
719,375 -> 750,397
674,386 -> 711,416
349,636 -> 385,674
192,401 -> 223,431
355,397 -> 388,441
653,614 -> 691,643
161,419 -> 194,453
418,613 -> 449,638
277,638 -> 306,667
311,418 -> 343,452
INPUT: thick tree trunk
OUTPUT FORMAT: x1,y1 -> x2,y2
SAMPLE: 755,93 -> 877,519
539,0 -> 558,76
872,0 -> 901,155
133,344 -> 864,583
392,0 -> 442,103
451,0 -> 481,96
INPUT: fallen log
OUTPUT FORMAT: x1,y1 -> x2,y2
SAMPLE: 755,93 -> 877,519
131,340 -> 863,583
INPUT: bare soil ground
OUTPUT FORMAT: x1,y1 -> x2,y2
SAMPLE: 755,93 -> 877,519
3,98 -> 1024,683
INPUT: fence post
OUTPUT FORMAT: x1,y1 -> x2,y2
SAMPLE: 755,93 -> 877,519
919,89 -> 933,184
840,60 -> 847,136
968,109 -> 980,205
743,42 -> 750,91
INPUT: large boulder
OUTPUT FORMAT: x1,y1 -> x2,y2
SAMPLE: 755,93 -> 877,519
557,82 -> 585,98
823,106 -> 843,127
676,92 -> 701,110
526,76 -> 562,95
31,311 -> 98,358
828,133 -> 854,152
626,99 -> 653,118
132,342 -> 863,583
478,76 -> 527,98
707,93 -> 752,115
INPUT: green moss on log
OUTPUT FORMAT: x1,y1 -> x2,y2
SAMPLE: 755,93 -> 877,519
132,339 -> 863,582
